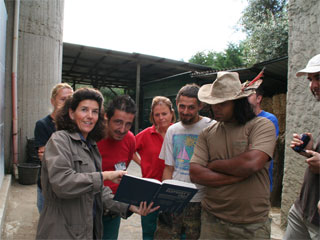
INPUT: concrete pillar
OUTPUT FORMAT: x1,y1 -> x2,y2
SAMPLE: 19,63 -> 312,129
4,0 -> 64,172
281,0 -> 320,227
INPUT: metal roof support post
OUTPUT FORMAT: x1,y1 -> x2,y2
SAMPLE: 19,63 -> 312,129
12,0 -> 20,178
135,63 -> 140,134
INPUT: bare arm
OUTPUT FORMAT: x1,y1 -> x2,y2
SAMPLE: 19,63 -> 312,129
207,150 -> 270,178
190,163 -> 245,187
102,170 -> 127,183
162,165 -> 174,181
132,152 -> 141,166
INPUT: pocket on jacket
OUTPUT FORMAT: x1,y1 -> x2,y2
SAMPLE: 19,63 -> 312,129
65,224 -> 87,239
72,155 -> 91,173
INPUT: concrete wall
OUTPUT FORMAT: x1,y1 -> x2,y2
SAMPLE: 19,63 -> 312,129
4,0 -> 64,172
281,0 -> 320,227
0,0 -> 7,186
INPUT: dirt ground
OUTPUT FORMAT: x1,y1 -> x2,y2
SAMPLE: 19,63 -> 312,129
1,161 -> 284,239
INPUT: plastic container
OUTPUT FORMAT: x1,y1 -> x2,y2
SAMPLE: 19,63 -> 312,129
17,163 -> 40,185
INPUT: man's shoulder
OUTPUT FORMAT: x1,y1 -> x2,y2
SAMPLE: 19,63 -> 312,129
250,115 -> 270,123
167,122 -> 183,132
259,111 -> 278,122
122,131 -> 136,147
198,117 -> 215,127
248,116 -> 276,133
125,131 -> 135,140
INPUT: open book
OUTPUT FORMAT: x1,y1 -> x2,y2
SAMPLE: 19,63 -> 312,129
113,174 -> 198,213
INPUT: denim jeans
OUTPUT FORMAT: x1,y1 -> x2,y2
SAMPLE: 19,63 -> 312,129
37,186 -> 44,213
141,210 -> 159,240
102,214 -> 121,240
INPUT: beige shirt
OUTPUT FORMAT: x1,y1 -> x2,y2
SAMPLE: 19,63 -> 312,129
191,117 -> 276,223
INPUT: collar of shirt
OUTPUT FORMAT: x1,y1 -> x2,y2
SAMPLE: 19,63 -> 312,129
78,132 -> 92,148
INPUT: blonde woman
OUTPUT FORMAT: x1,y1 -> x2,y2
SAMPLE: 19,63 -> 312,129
133,96 -> 176,239
34,83 -> 73,213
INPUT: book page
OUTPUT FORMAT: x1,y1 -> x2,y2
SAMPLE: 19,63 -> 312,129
124,174 -> 161,184
162,179 -> 197,189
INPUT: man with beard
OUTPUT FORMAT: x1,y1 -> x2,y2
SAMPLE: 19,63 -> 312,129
283,54 -> 320,240
154,84 -> 214,239
189,72 -> 276,239
97,95 -> 136,240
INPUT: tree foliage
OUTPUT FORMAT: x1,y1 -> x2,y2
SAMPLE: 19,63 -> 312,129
240,0 -> 288,64
189,0 -> 288,68
189,42 -> 245,70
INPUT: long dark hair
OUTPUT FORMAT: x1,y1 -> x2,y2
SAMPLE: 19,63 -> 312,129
233,98 -> 256,125
55,88 -> 106,141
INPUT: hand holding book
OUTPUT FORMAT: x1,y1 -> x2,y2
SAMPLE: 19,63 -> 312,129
114,174 -> 198,213
128,201 -> 160,216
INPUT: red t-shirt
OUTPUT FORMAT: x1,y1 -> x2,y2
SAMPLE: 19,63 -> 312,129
135,125 -> 166,181
97,131 -> 135,193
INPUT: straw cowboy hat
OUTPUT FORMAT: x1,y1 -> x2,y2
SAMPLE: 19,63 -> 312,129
198,71 -> 262,105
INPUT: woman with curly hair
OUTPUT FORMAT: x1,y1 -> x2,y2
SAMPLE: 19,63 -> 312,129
36,88 -> 157,239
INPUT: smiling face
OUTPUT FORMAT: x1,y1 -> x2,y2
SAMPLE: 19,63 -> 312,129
107,109 -> 135,141
152,103 -> 173,131
69,99 -> 99,139
211,100 -> 235,123
308,72 -> 320,101
176,96 -> 201,125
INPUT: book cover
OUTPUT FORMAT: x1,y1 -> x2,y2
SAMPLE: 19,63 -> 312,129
113,174 -> 198,213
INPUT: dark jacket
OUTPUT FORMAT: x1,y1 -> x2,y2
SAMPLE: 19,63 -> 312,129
36,130 -> 130,239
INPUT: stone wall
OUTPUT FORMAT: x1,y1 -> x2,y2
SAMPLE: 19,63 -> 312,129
281,0 -> 320,227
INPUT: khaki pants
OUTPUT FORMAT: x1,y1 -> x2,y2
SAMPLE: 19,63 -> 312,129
200,208 -> 271,240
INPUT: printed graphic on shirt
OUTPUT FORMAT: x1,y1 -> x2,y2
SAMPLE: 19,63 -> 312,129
173,134 -> 198,176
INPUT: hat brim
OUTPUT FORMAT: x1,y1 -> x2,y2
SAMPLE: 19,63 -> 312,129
198,84 -> 253,105
296,66 -> 320,77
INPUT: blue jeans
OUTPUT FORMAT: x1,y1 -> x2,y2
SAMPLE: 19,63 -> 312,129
141,210 -> 159,240
37,186 -> 44,213
102,215 -> 121,240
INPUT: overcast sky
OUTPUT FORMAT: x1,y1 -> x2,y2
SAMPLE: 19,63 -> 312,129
63,0 -> 248,61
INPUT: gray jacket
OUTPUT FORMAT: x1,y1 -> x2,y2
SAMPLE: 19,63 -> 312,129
36,130 -> 130,239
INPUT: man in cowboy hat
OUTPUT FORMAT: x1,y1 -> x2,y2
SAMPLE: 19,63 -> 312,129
189,71 -> 277,239
283,54 -> 320,239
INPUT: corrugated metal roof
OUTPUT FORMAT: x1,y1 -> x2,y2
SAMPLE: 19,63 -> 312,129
62,42 -> 213,89
191,56 -> 288,97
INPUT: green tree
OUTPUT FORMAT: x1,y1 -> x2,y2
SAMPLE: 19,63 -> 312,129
99,87 -> 125,106
189,42 -> 245,70
239,0 -> 288,64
